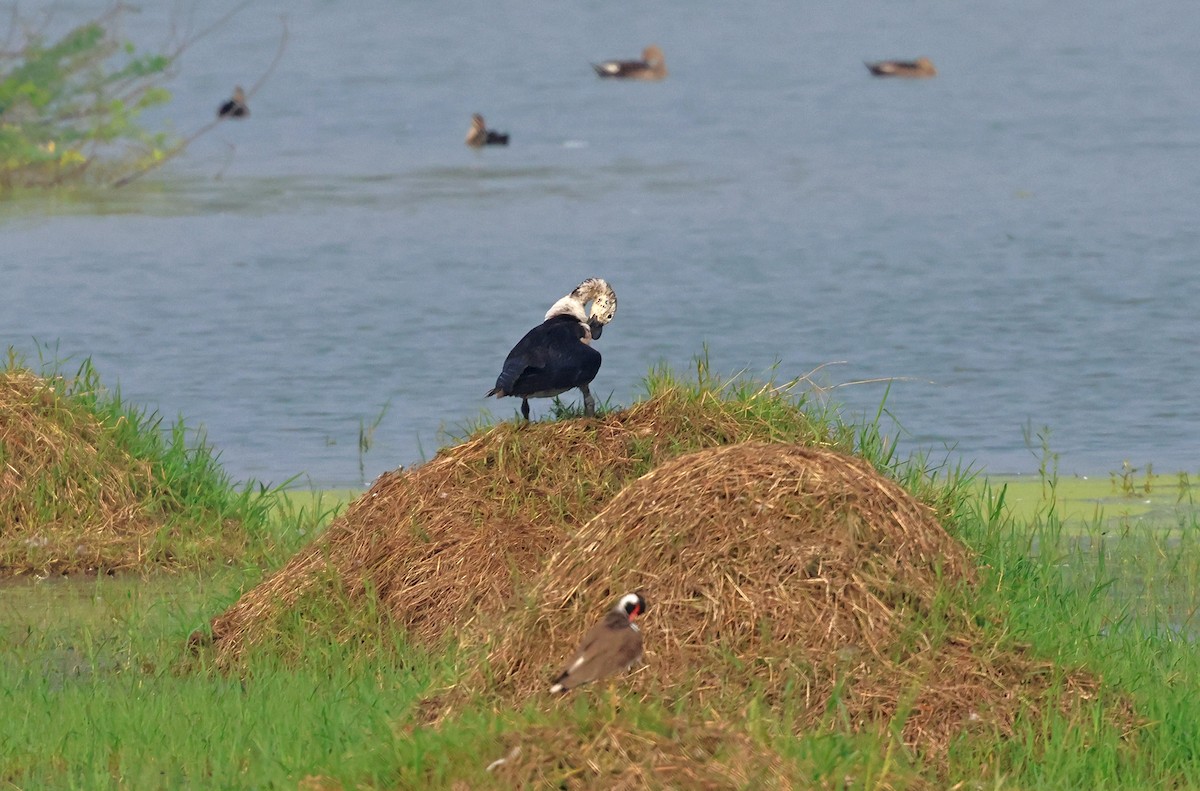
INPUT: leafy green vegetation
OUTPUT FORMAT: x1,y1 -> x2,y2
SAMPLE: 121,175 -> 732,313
1,359 -> 1199,788
0,7 -> 177,189
0,3 -> 283,190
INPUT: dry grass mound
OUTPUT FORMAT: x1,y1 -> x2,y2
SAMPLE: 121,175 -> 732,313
2,363 -> 272,575
204,381 -> 838,665
474,443 -> 1115,757
1,368 -> 160,574
480,717 -> 798,790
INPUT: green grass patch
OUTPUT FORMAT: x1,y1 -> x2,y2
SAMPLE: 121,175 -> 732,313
943,475 -> 1200,787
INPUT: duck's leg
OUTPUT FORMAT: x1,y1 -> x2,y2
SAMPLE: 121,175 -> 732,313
521,398 -> 531,421
580,384 -> 595,418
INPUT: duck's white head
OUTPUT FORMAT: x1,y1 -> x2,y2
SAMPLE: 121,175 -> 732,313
545,278 -> 618,339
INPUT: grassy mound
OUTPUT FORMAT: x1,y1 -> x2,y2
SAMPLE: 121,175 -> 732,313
479,714 -> 796,789
468,442 -> 1121,758
198,363 -> 1128,763
0,357 -> 273,575
203,369 -> 846,665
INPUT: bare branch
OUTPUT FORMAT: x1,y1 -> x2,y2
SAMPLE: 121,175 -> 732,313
245,14 -> 288,99
163,0 -> 256,62
112,13 -> 288,188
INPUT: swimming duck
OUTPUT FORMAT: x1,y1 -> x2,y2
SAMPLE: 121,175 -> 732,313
466,113 -> 509,147
550,593 -> 647,694
217,86 -> 249,119
592,45 -> 667,81
865,57 -> 937,78
486,278 -> 618,420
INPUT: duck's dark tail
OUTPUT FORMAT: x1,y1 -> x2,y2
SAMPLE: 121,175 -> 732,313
490,357 -> 528,398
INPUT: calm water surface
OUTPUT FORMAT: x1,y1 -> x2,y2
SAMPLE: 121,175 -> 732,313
3,0 -> 1199,487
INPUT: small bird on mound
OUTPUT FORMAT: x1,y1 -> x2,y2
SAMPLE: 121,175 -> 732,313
592,44 -> 667,81
865,57 -> 937,78
466,113 -> 509,147
486,278 -> 617,420
217,85 -> 249,119
550,593 -> 647,694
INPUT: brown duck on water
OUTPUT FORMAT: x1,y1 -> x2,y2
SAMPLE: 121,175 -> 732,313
217,86 -> 249,119
465,113 -> 509,147
865,57 -> 937,78
592,45 -> 667,81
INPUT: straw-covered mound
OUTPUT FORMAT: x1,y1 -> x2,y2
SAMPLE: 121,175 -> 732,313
204,382 -> 837,665
2,363 -> 270,575
1,368 -> 161,574
480,716 -> 795,790
474,443 -> 1115,756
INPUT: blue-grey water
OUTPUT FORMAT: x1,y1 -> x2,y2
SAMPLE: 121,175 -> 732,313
3,0 -> 1198,488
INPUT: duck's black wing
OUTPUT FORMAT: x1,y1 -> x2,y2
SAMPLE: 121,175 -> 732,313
218,100 -> 248,118
488,315 -> 599,398
593,59 -> 642,78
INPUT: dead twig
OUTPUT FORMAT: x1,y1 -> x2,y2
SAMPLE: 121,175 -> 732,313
112,11 -> 289,187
